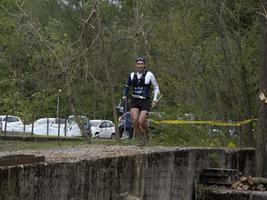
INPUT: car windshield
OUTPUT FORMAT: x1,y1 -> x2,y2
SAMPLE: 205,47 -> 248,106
55,118 -> 66,124
35,118 -> 54,125
68,116 -> 88,124
35,119 -> 45,125
90,120 -> 101,127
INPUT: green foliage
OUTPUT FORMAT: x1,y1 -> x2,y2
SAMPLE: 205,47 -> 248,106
0,0 -> 262,146
151,124 -> 237,147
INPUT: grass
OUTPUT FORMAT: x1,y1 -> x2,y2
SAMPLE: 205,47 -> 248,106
0,135 -> 132,152
0,140 -> 87,152
0,124 -> 240,152
148,124 -> 239,148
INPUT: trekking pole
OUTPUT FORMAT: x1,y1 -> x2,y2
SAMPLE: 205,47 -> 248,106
152,94 -> 163,109
156,94 -> 163,105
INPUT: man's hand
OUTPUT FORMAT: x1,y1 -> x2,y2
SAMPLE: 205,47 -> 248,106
121,96 -> 127,101
152,101 -> 157,108
152,94 -> 163,108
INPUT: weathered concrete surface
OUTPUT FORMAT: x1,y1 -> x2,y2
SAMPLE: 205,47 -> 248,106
0,148 -> 255,200
197,185 -> 267,200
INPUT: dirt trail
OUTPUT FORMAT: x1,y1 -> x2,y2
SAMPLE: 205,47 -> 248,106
0,145 -> 179,163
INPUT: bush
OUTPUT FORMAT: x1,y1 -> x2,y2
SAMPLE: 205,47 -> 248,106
151,124 -> 237,147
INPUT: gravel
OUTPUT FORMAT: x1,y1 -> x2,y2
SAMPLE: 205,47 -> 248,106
0,145 -> 179,163
0,145 -> 248,163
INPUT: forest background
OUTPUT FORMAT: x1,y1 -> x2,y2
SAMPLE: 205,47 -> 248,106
0,0 -> 262,146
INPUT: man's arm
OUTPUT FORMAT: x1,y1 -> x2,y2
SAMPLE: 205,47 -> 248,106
122,75 -> 132,99
150,73 -> 160,107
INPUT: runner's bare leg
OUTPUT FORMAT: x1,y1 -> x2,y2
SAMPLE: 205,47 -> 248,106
138,111 -> 150,139
130,108 -> 141,138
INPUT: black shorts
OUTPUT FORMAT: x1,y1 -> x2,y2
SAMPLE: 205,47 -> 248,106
130,98 -> 151,111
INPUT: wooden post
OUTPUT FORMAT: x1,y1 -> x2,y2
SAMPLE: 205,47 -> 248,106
31,114 -> 34,137
46,118 -> 49,136
4,115 -> 8,135
23,119 -> 25,133
64,118 -> 67,137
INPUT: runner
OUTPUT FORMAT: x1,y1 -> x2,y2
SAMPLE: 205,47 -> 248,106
122,57 -> 160,144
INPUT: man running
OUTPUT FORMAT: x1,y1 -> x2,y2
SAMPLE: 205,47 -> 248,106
122,57 -> 160,143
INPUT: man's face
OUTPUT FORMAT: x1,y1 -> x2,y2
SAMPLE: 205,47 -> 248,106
135,61 -> 145,73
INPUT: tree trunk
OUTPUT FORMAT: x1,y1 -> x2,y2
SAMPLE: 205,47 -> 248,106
256,1 -> 267,177
235,1 -> 254,147
66,78 -> 91,143
96,0 -> 120,140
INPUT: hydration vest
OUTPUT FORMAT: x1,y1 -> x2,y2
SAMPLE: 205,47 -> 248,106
132,70 -> 151,98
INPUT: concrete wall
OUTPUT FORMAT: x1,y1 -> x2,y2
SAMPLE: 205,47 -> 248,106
0,148 -> 255,200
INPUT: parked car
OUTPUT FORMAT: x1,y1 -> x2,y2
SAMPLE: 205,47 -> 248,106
90,120 -> 115,139
0,115 -> 24,133
25,116 -> 91,137
66,115 -> 91,136
26,118 -> 67,135
32,118 -> 56,126
25,118 -> 56,133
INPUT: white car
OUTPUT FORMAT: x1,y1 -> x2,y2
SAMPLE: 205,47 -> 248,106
0,115 -> 24,133
26,116 -> 90,137
90,120 -> 115,139
64,115 -> 91,137
25,118 -> 56,135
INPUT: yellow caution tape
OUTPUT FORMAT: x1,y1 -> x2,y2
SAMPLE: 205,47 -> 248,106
150,118 -> 258,127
